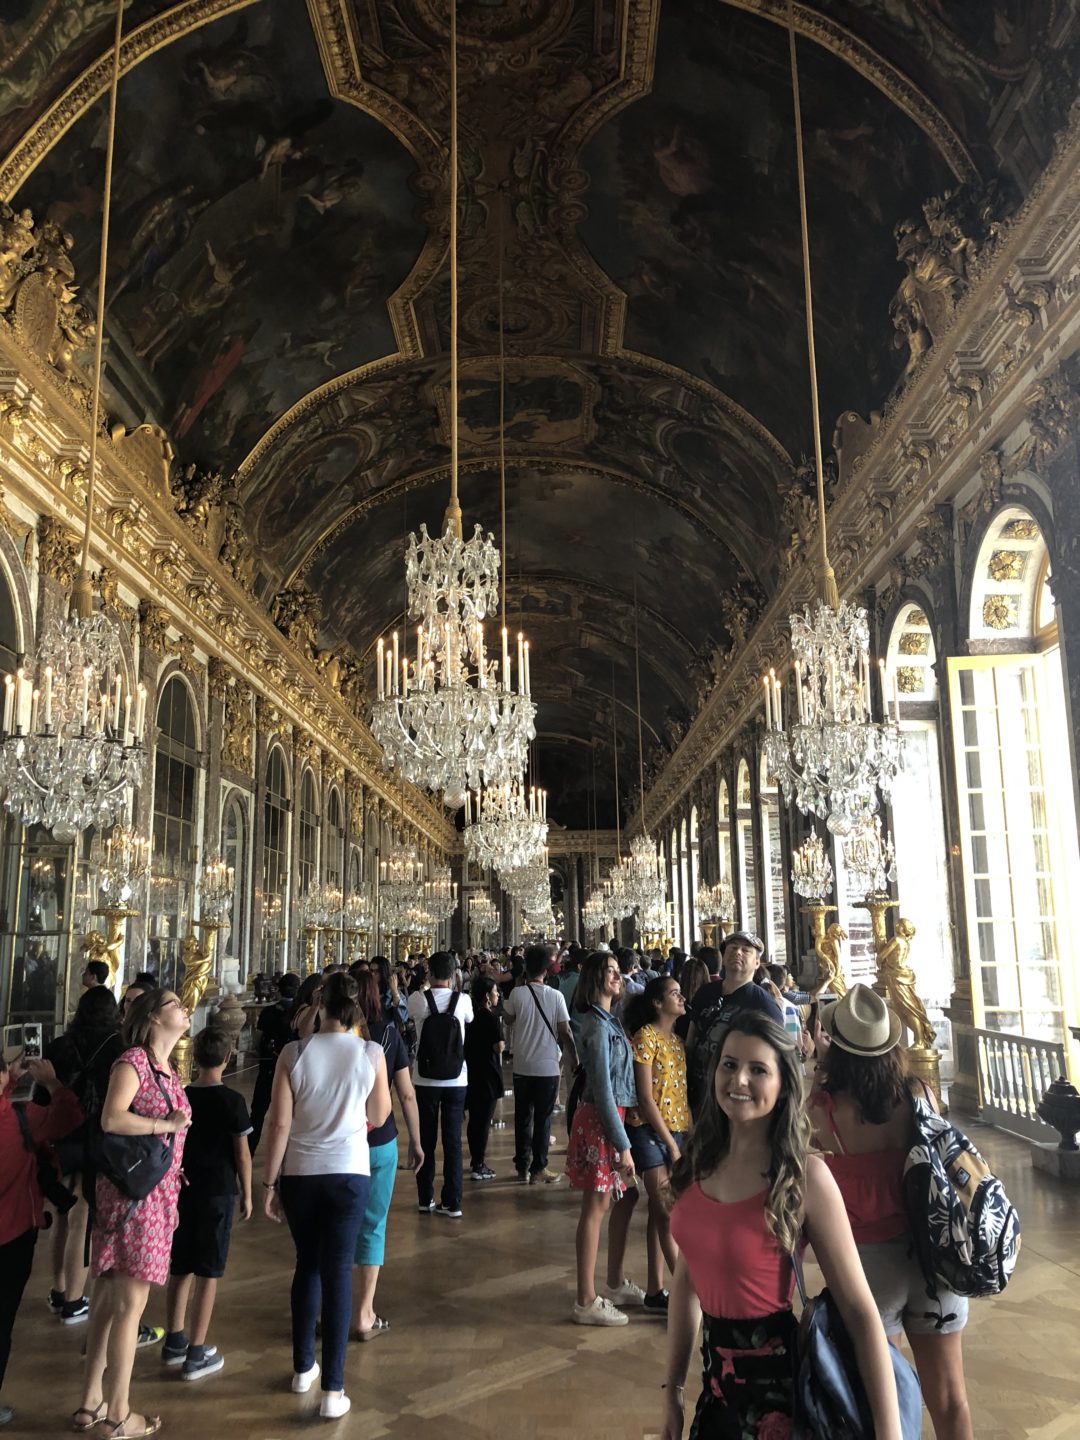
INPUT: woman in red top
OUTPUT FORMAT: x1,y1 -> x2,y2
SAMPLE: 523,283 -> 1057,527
0,1052 -> 84,1429
661,1010 -> 901,1440
810,985 -> 972,1440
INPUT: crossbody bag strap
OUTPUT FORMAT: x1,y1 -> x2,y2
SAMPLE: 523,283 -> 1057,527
790,1245 -> 809,1309
525,982 -> 560,1043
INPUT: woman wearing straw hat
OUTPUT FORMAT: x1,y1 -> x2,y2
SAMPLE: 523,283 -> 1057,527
810,984 -> 972,1440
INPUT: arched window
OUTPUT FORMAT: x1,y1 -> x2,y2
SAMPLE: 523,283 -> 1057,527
0,562 -> 18,676
689,807 -> 700,944
298,770 -> 319,897
736,759 -> 757,934
263,747 -> 290,967
326,787 -> 344,888
759,753 -> 787,964
717,779 -> 732,884
949,508 -> 1080,1042
149,676 -> 199,994
221,791 -> 247,973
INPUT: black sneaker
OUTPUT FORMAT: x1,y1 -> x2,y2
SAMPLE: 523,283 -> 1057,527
417,1200 -> 435,1214
643,1289 -> 670,1315
60,1296 -> 90,1325
137,1324 -> 165,1349
478,1165 -> 496,1180
47,1289 -> 64,1314
434,1203 -> 462,1219
162,1332 -> 189,1367
181,1346 -> 224,1382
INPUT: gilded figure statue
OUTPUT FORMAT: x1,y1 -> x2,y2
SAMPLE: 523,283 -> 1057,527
876,917 -> 936,1050
81,929 -> 123,983
813,921 -> 848,998
179,933 -> 215,1016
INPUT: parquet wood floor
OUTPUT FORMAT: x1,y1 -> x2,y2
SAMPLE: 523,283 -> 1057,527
8,1101 -> 1080,1438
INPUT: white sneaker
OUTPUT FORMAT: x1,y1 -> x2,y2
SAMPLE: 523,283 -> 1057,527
320,1391 -> 350,1419
572,1295 -> 629,1326
292,1361 -> 320,1393
600,1278 -> 646,1306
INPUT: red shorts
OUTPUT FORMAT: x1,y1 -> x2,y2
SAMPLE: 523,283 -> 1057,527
565,1101 -> 627,1195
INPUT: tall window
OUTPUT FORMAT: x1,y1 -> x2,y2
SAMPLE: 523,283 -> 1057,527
326,787 -> 344,887
263,747 -> 290,967
149,677 -> 199,993
221,792 -> 247,973
717,779 -> 732,884
689,807 -> 700,944
298,770 -> 319,897
759,754 -> 788,963
736,759 -> 757,933
679,818 -> 691,951
669,827 -> 681,947
949,509 -> 1080,1042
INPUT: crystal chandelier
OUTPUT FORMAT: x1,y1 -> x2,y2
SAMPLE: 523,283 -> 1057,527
343,887 -> 374,933
369,0 -> 535,809
463,781 -> 547,873
468,892 -> 499,946
582,888 -> 608,934
298,880 -> 341,933
842,815 -> 896,898
378,841 -> 428,932
697,878 -> 735,925
92,825 -> 150,909
197,853 -> 236,925
616,580 -> 665,919
424,863 -> 459,923
501,848 -> 551,916
791,833 -> 833,901
523,902 -> 557,938
0,1 -> 147,842
760,4 -> 903,838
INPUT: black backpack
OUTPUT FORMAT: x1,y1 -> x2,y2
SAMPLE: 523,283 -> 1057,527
416,990 -> 464,1080
902,1092 -> 1021,1302
687,1000 -> 727,1117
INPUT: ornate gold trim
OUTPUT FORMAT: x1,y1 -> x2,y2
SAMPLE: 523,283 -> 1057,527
0,0 -> 262,201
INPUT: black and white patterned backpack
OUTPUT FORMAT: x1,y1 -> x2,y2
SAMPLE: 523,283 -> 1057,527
901,1093 -> 1021,1301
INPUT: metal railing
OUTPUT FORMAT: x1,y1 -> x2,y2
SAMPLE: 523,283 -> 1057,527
974,1026 -> 1066,1141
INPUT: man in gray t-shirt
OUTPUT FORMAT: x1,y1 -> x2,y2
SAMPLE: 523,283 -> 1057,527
503,945 -> 576,1183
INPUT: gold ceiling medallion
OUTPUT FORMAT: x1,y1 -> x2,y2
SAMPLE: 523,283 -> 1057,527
988,549 -> 1027,582
982,595 -> 1019,630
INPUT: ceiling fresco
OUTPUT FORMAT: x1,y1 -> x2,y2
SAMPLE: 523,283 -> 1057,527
3,0 -> 1078,824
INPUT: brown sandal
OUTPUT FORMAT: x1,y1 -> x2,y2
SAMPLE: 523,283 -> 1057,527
103,1415 -> 162,1438
72,1403 -> 106,1432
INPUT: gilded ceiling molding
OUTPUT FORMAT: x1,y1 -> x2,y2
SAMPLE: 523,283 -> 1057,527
0,0 -> 262,201
718,0 -> 977,184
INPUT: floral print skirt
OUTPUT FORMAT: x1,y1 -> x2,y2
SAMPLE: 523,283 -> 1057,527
564,1101 -> 626,1195
688,1307 -> 796,1440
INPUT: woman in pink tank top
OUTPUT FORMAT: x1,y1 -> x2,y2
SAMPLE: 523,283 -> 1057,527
660,1010 -> 901,1440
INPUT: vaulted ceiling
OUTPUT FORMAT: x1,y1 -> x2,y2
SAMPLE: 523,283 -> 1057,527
3,0 -> 1074,824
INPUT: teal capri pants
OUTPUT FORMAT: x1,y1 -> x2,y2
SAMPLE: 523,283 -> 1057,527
355,1138 -> 399,1267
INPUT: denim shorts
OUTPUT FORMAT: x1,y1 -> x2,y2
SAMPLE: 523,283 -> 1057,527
857,1236 -> 969,1337
628,1121 -> 687,1174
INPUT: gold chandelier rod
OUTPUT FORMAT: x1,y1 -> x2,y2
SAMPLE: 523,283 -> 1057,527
74,0 -> 125,620
786,0 -> 838,610
443,0 -> 463,540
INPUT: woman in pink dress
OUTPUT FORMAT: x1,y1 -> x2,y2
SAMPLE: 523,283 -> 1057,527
74,989 -> 192,1439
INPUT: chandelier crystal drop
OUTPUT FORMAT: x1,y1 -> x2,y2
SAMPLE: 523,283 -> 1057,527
0,614 -> 148,839
762,604 -> 903,836
790,832 -> 834,901
463,781 -> 547,873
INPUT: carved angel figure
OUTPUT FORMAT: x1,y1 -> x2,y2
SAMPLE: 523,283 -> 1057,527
876,917 -> 936,1050
80,929 -> 124,984
813,921 -> 848,998
0,204 -> 35,309
179,933 -> 214,1016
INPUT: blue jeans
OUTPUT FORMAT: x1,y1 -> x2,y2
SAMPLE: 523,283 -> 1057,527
415,1085 -> 466,1210
279,1173 -> 370,1391
355,1139 -> 398,1267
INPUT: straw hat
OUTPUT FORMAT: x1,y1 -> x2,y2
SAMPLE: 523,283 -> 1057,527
820,984 -> 902,1057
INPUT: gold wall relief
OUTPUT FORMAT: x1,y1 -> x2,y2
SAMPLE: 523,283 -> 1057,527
35,513 -> 78,585
988,549 -> 1027,582
1001,518 -> 1040,540
982,594 -> 1019,630
898,631 -> 929,655
897,666 -> 923,693
138,598 -> 171,654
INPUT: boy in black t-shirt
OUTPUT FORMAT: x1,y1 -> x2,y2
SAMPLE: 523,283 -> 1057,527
162,1028 -> 252,1381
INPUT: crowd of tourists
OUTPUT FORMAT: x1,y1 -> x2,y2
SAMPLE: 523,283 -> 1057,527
0,931 -> 1003,1438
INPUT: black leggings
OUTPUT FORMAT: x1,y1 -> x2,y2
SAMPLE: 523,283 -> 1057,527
0,1226 -> 37,1392
466,1085 -> 498,1169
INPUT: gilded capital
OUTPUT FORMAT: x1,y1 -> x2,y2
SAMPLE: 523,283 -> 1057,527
207,656 -> 231,704
36,515 -> 79,586
138,599 -> 171,655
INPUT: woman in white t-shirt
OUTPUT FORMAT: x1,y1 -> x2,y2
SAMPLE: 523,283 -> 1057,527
262,972 -> 391,1420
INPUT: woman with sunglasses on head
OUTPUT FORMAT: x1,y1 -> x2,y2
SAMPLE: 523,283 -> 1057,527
810,985 -> 972,1440
74,988 -> 193,1440
661,1009 -> 901,1440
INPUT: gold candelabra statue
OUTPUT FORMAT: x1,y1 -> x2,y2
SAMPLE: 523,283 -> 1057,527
81,827 -> 150,984
81,905 -> 134,983
173,920 -> 221,1082
791,833 -> 847,995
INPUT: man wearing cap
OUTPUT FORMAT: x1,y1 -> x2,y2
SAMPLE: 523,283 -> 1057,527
685,932 -> 782,1051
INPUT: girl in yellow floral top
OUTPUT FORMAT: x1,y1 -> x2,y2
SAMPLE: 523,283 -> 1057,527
625,977 -> 690,1313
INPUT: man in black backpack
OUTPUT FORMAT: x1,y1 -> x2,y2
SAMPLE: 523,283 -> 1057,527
407,952 -> 474,1219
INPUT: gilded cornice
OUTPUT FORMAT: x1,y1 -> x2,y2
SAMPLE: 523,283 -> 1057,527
0,0 -> 262,200
546,829 -> 620,856
641,103 -> 1080,835
0,339 -> 455,850
718,1 -> 976,184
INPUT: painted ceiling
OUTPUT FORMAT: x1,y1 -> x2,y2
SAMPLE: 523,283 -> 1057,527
3,0 -> 1076,825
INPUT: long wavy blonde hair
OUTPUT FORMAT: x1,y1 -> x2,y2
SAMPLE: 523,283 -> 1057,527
668,1010 -> 811,1254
